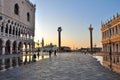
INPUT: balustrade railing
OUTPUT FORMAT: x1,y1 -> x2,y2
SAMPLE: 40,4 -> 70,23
0,13 -> 34,41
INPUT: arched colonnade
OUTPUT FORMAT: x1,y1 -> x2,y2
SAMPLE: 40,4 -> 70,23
0,38 -> 34,70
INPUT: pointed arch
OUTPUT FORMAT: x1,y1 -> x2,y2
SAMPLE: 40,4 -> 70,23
13,41 -> 17,54
5,40 -> 11,54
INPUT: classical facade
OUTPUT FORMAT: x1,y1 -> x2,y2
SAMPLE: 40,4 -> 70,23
101,14 -> 120,73
0,0 -> 35,70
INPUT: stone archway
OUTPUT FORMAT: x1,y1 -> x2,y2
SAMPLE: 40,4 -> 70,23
23,43 -> 26,52
5,40 -> 10,55
18,42 -> 22,53
18,42 -> 23,65
5,40 -> 11,69
13,41 -> 17,54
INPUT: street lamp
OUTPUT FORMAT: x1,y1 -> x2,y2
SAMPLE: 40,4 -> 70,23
108,24 -> 112,70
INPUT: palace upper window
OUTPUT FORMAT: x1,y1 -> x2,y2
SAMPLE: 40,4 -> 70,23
14,4 -> 19,15
27,12 -> 30,22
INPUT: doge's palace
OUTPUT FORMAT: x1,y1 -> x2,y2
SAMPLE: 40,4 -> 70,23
0,0 -> 35,71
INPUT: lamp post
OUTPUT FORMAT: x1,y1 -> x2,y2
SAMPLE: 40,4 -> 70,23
89,24 -> 93,54
108,24 -> 112,70
57,27 -> 62,52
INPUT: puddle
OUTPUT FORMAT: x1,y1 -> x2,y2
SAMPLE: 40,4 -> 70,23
93,56 -> 103,65
22,52 -> 49,63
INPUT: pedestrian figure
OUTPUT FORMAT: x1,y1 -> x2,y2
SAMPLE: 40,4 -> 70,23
49,50 -> 52,57
37,53 -> 39,59
54,50 -> 57,56
84,51 -> 87,55
33,53 -> 36,62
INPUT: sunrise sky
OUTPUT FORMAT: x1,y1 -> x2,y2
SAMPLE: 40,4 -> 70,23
30,0 -> 120,49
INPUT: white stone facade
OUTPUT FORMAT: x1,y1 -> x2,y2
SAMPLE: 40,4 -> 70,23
0,0 -> 35,70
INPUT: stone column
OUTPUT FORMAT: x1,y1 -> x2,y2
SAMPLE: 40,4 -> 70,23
9,42 -> 13,69
111,43 -> 113,53
89,24 -> 93,53
14,27 -> 16,37
32,43 -> 35,61
113,43 -> 115,53
106,45 -> 108,52
57,27 -> 62,52
112,56 -> 114,63
3,23 -> 6,36
11,25 -> 13,36
19,28 -> 21,37
2,41 -> 5,55
0,25 -> 1,35
114,56 -> 116,64
8,24 -> 10,37
24,29 -> 26,39
10,41 -> 13,54
18,28 -> 19,37
25,32 -> 27,39
17,28 -> 19,38
9,58 -> 13,69
23,30 -> 25,39
16,42 -> 18,54
106,45 -> 107,52
13,25 -> 15,37
1,41 -> 6,71
29,44 -> 32,62
25,43 -> 28,63
20,43 -> 24,65
111,28 -> 113,36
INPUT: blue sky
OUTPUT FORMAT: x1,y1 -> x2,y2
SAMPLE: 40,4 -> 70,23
30,0 -> 120,49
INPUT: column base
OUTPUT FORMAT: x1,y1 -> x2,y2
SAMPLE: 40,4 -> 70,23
1,65 -> 6,72
1,69 -> 6,72
16,65 -> 19,67
8,66 -> 13,70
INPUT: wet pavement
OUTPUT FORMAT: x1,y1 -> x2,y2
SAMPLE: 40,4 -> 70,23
0,53 -> 120,80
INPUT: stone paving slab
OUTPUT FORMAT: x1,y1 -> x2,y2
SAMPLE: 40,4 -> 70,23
0,53 -> 120,80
